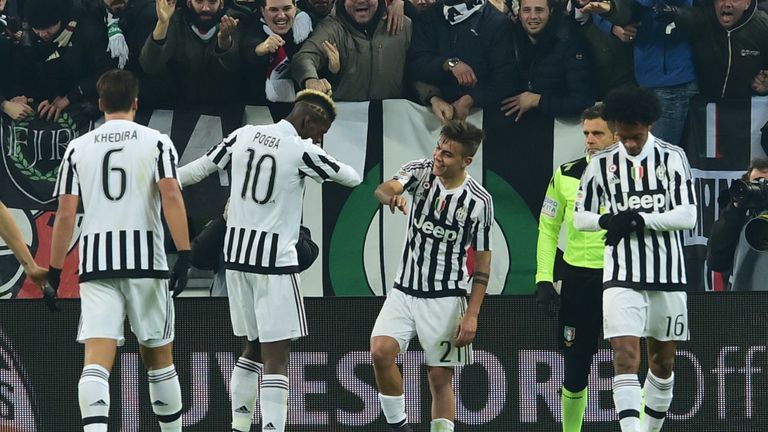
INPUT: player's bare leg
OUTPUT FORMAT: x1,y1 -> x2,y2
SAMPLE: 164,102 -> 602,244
260,339 -> 291,432
641,339 -> 676,432
79,338 -> 117,432
232,338 -> 263,432
427,366 -> 455,432
611,336 -> 642,432
371,335 -> 411,431
140,342 -> 182,432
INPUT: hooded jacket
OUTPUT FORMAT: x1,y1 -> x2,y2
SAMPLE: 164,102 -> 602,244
674,0 -> 768,99
291,0 -> 412,101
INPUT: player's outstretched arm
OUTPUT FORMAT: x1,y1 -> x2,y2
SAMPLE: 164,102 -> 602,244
456,250 -> 491,347
374,180 -> 407,215
178,156 -> 219,187
0,201 -> 46,286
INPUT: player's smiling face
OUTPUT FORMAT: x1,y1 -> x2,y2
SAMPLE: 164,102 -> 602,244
432,137 -> 469,180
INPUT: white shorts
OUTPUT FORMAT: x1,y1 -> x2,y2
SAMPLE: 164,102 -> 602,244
226,270 -> 308,343
603,287 -> 689,341
78,278 -> 174,348
371,288 -> 472,367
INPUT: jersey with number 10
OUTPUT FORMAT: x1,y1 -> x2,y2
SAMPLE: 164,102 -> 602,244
53,119 -> 179,281
205,119 -> 361,274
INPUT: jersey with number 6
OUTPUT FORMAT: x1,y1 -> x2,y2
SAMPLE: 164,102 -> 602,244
53,119 -> 179,281
205,119 -> 361,274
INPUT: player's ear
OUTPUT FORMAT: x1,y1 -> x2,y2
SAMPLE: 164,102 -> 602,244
98,98 -> 105,113
463,155 -> 473,168
131,98 -> 138,112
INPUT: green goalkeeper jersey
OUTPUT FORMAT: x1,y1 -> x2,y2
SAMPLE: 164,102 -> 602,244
536,157 -> 605,283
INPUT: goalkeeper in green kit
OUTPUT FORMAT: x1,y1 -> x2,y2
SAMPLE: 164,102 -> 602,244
536,104 -> 616,431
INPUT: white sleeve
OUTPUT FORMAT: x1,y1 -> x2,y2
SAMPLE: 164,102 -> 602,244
178,156 -> 220,187
298,142 -> 362,187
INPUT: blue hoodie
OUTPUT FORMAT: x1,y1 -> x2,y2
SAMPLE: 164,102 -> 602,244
632,0 -> 696,88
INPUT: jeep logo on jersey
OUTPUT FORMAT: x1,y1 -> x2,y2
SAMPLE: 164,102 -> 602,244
615,190 -> 667,212
413,215 -> 460,241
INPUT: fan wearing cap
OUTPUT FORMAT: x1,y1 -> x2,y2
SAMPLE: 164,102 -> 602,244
408,0 -> 521,123
19,0 -> 112,121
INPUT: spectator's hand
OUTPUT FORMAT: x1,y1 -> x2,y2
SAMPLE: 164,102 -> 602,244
451,61 -> 478,87
255,34 -> 285,56
388,194 -> 408,214
169,250 -> 191,298
454,312 -> 477,347
430,96 -> 454,124
322,41 -> 341,74
10,95 -> 32,105
612,23 -> 638,43
38,96 -> 70,121
574,0 -> 591,7
580,0 -> 611,14
43,267 -> 62,312
156,0 -> 177,24
653,3 -> 677,24
752,70 -> 768,95
535,281 -> 560,317
501,91 -> 540,121
451,94 -> 474,121
305,78 -> 333,96
387,0 -> 405,35
1,99 -> 34,120
217,15 -> 239,50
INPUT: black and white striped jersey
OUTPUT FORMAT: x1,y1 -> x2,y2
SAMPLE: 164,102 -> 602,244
53,119 -> 179,281
393,159 -> 494,298
574,134 -> 697,291
205,120 -> 361,274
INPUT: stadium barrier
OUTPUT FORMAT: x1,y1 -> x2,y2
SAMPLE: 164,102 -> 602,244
0,293 -> 765,431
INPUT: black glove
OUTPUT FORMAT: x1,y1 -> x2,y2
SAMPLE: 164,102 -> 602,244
43,267 -> 62,312
296,225 -> 319,272
654,3 -> 677,24
601,211 -> 645,246
169,251 -> 191,298
535,281 -> 560,318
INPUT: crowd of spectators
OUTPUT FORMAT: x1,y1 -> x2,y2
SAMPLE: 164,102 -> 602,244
1,0 -> 767,143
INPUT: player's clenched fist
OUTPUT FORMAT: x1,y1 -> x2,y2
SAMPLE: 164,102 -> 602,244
388,195 -> 408,214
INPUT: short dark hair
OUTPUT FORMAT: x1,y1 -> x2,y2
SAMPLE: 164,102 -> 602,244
602,85 -> 661,126
581,103 -> 605,121
97,69 -> 139,113
440,120 -> 484,157
746,156 -> 768,180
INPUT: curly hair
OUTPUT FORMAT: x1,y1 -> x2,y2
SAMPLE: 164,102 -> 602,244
602,86 -> 661,126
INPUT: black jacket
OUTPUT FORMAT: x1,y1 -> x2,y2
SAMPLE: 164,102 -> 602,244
15,12 -> 112,104
514,11 -> 596,117
707,193 -> 750,272
675,0 -> 768,99
408,2 -> 520,106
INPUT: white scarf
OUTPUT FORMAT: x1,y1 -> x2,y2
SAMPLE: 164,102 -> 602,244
46,20 -> 77,61
262,11 -> 313,102
191,24 -> 219,41
443,0 -> 484,25
105,11 -> 129,69
0,14 -> 7,28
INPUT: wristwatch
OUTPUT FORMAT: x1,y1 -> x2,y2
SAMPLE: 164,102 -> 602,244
447,57 -> 461,69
